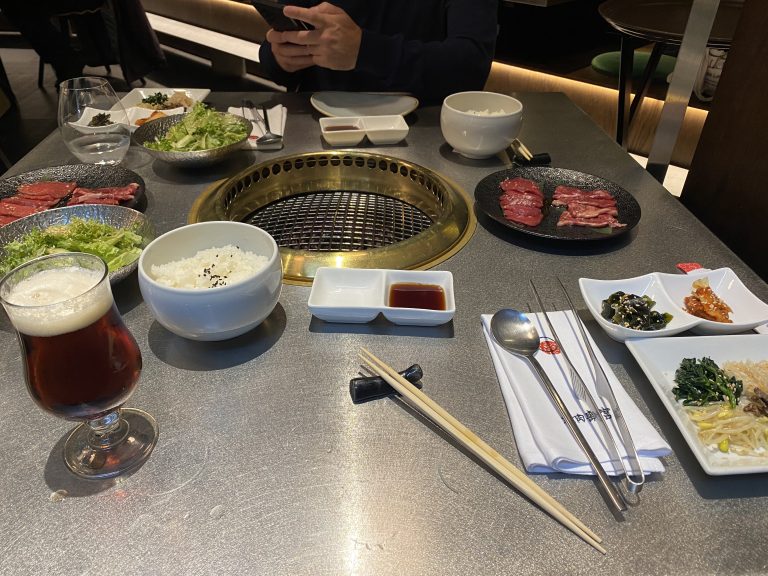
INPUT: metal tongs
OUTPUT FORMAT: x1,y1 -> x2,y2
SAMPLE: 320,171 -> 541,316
241,99 -> 283,150
529,279 -> 645,504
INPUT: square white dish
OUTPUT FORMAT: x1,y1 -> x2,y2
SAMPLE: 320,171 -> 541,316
308,267 -> 454,325
308,267 -> 384,323
579,274 -> 698,342
657,268 -> 768,335
381,270 -> 454,326
118,88 -> 210,109
319,116 -> 365,146
626,334 -> 768,475
361,115 -> 409,145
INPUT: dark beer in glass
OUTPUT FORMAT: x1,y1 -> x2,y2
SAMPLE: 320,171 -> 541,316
0,253 -> 158,479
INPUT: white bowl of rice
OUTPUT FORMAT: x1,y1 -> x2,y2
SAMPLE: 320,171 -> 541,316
440,91 -> 523,159
138,221 -> 282,341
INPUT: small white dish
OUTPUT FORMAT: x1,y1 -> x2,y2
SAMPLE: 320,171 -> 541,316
69,106 -> 129,134
307,267 -> 384,323
579,274 -> 698,342
320,115 -> 409,147
311,91 -> 419,117
118,87 -> 210,109
308,267 -> 455,325
381,270 -> 454,326
361,115 -> 409,145
580,269 -> 768,342
626,334 -> 768,475
126,106 -> 185,131
319,116 -> 365,146
657,268 -> 768,335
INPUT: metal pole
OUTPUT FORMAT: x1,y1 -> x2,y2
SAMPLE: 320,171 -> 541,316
646,0 -> 720,183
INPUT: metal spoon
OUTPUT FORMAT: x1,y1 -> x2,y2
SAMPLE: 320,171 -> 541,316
490,308 -> 627,514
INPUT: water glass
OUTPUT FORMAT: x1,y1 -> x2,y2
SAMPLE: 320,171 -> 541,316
58,77 -> 131,165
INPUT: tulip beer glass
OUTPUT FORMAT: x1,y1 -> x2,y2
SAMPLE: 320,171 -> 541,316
0,253 -> 158,478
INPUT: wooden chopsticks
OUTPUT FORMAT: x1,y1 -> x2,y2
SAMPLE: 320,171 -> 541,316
512,138 -> 534,162
359,347 -> 606,555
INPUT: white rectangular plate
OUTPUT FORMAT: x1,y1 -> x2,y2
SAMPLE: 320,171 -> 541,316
308,267 -> 454,325
626,334 -> 768,475
119,88 -> 210,109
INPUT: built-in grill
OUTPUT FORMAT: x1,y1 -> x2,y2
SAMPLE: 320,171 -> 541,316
189,151 -> 475,285
244,190 -> 433,251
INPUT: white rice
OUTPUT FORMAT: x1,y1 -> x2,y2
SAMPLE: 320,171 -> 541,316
466,108 -> 507,116
151,245 -> 268,289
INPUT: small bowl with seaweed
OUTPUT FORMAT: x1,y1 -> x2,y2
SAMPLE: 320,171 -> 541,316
579,273 -> 699,342
0,205 -> 155,284
133,102 -> 251,167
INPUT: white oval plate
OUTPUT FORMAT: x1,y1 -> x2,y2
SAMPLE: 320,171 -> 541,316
311,92 -> 419,117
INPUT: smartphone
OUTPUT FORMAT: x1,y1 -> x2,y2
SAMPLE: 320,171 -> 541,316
251,0 -> 314,32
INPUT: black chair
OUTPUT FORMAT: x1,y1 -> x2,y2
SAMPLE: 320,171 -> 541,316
598,0 -> 742,148
37,6 -> 115,88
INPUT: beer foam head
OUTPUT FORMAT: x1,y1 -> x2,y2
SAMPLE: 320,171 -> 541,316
3,267 -> 113,336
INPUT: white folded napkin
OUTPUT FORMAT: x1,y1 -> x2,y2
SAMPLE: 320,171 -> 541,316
481,311 -> 671,475
227,105 -> 286,149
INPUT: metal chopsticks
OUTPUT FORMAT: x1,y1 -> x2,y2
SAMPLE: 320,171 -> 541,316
556,278 -> 645,494
529,278 -> 645,500
529,280 -> 627,513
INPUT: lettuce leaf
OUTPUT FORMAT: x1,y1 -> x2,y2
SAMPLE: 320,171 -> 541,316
145,102 -> 248,152
0,218 -> 144,276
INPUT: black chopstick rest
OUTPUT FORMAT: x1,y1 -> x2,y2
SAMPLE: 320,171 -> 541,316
516,152 -> 551,166
349,364 -> 423,403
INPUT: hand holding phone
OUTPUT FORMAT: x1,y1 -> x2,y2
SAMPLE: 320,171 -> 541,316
251,0 -> 314,32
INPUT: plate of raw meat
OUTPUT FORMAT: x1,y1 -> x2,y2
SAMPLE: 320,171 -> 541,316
474,167 -> 641,241
0,163 -> 146,227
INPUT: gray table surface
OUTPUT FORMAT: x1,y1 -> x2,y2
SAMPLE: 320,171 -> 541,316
1,92 -> 766,576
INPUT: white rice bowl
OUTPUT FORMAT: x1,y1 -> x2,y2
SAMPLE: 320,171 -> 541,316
138,222 -> 282,341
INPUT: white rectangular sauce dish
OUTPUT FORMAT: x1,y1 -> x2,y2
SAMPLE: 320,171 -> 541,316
308,267 -> 454,325
320,115 -> 409,146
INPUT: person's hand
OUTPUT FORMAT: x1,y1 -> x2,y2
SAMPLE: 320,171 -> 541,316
267,2 -> 362,72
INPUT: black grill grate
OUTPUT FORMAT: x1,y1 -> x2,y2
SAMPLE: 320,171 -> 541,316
243,190 -> 433,251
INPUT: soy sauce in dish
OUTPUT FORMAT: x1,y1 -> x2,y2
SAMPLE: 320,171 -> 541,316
325,125 -> 361,131
389,283 -> 446,310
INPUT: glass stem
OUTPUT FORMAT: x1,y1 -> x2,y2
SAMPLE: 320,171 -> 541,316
87,410 -> 129,449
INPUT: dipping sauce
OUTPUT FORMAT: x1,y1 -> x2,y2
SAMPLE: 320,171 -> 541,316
388,282 -> 446,310
324,125 -> 361,131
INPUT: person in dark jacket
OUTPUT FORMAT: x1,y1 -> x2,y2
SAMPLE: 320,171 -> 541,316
0,0 -> 104,84
258,0 -> 498,105
0,0 -> 165,87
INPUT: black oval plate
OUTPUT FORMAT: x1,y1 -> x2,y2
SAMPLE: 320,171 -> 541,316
0,163 -> 146,212
475,166 -> 641,241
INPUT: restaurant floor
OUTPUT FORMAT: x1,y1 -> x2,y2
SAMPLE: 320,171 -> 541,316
0,43 -> 688,196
